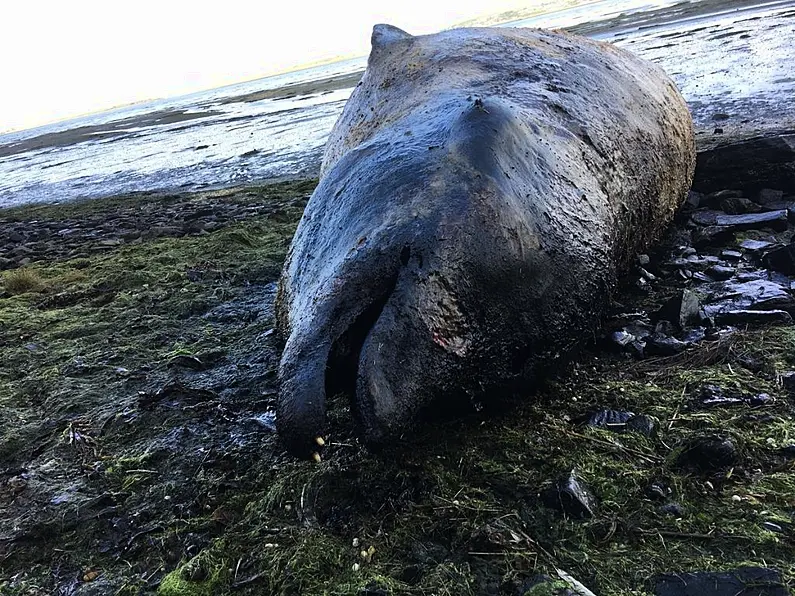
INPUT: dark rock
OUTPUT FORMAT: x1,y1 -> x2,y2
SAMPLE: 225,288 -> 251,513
681,327 -> 707,344
693,133 -> 795,195
692,226 -> 734,248
750,393 -> 774,406
690,210 -> 722,225
607,330 -> 635,349
676,435 -> 738,472
714,210 -> 789,232
739,239 -> 774,254
655,290 -> 701,330
645,482 -> 669,501
704,279 -> 795,315
652,566 -> 787,596
638,253 -> 651,266
359,584 -> 389,596
697,384 -> 743,408
714,309 -> 792,326
705,189 -> 743,203
684,191 -> 703,210
762,244 -> 795,275
658,502 -> 685,517
587,409 -> 634,428
720,197 -> 761,214
7,231 -> 24,243
626,414 -> 657,436
646,333 -> 687,356
706,265 -> 734,280
781,371 -> 795,393
541,472 -> 597,519
779,445 -> 795,458
756,188 -> 784,205
720,249 -> 743,260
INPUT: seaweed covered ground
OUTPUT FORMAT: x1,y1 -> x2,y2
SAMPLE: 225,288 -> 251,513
1,179 -> 794,595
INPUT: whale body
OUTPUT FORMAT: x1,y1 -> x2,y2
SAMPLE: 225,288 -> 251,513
275,24 -> 695,457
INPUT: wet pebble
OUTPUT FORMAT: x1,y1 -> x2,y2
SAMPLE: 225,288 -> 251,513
658,502 -> 685,517
645,332 -> 687,356
653,567 -> 788,596
762,243 -> 795,275
676,435 -> 738,472
655,289 -> 701,330
713,309 -> 792,326
541,471 -> 597,519
720,197 -> 761,214
706,264 -> 734,280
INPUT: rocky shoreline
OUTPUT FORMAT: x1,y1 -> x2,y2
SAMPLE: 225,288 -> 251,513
1,128 -> 794,593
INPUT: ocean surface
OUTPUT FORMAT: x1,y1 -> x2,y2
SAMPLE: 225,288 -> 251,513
1,0 -> 793,208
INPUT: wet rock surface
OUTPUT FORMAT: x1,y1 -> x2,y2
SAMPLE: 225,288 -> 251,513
653,567 -> 788,596
541,472 -> 598,519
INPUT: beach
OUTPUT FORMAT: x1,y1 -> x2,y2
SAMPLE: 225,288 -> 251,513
1,0 -> 794,594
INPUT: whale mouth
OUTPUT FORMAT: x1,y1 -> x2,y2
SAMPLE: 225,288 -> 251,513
325,272 -> 399,420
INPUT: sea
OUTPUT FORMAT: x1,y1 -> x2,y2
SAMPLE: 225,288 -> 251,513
1,0 -> 792,208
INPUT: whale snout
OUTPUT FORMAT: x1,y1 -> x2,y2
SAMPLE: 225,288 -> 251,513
277,253 -> 474,456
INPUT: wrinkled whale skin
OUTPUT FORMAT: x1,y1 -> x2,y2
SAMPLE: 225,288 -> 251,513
276,24 -> 695,455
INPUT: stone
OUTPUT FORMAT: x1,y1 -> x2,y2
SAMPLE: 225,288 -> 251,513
675,435 -> 738,471
658,502 -> 685,516
692,226 -> 734,248
739,239 -> 774,254
607,330 -> 635,349
781,371 -> 795,393
756,188 -> 784,205
655,290 -> 701,330
653,567 -> 788,596
681,327 -> 707,344
541,472 -> 597,519
721,249 -> 743,260
703,279 -> 794,316
714,210 -> 789,232
706,265 -> 734,280
762,244 -> 795,275
646,333 -> 687,356
714,310 -> 792,326
517,575 -> 580,596
720,197 -> 761,214
684,191 -> 702,209
705,189 -> 743,204
626,414 -> 657,436
586,409 -> 634,428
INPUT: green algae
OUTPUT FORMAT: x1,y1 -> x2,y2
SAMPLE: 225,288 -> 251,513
1,181 -> 793,595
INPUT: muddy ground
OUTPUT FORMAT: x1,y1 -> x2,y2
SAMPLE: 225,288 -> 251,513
1,155 -> 794,595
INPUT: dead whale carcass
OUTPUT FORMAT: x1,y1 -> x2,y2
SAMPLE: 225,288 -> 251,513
275,24 -> 695,457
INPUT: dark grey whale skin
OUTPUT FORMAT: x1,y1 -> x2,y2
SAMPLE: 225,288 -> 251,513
275,24 -> 695,456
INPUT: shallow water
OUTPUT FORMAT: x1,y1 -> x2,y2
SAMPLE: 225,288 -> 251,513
0,0 -> 793,208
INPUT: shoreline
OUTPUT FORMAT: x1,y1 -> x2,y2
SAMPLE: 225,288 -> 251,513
1,157 -> 794,593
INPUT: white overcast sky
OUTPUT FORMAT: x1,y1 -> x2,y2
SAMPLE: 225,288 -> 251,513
1,0 -> 535,132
